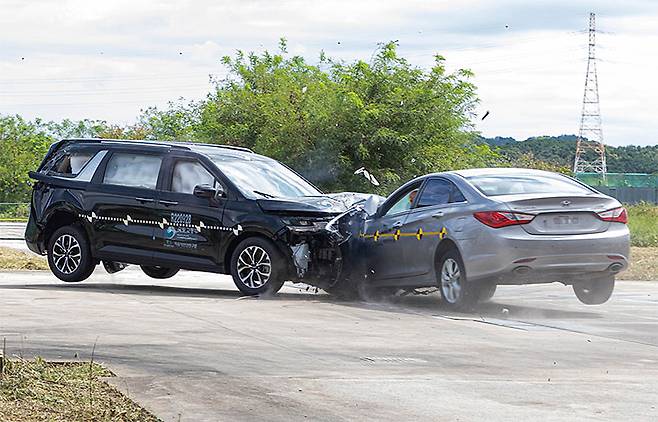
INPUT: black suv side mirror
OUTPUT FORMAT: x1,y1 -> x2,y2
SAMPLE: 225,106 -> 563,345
193,184 -> 224,199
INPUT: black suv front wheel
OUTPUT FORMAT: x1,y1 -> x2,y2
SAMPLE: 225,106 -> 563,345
47,225 -> 95,283
230,237 -> 285,296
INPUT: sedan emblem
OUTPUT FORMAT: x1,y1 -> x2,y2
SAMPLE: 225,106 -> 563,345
561,200 -> 571,207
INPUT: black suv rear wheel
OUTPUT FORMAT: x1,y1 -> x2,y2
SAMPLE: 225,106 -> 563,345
230,237 -> 285,296
47,225 -> 95,283
141,266 -> 179,279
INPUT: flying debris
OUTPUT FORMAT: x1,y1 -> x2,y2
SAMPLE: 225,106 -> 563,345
481,110 -> 490,120
354,167 -> 380,186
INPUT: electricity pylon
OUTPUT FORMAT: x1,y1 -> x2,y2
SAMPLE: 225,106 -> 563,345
573,12 -> 607,175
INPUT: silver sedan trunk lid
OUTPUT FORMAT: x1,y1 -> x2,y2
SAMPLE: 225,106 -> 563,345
497,193 -> 617,235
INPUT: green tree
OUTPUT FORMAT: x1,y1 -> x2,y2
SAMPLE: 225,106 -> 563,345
0,116 -> 53,202
142,40 -> 499,194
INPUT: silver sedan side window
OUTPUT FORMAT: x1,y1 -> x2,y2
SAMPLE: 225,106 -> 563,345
384,188 -> 419,216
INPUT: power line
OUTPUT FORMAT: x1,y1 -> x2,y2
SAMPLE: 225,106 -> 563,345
574,12 -> 607,175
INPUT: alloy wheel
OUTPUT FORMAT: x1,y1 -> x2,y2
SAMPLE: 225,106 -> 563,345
236,245 -> 272,289
441,258 -> 462,304
52,234 -> 82,275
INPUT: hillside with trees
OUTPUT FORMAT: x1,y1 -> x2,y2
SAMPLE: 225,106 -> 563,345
481,135 -> 658,174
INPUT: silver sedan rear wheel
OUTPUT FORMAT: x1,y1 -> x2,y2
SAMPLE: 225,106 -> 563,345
440,258 -> 462,304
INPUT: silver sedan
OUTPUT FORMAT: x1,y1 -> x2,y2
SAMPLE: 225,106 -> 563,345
356,168 -> 630,308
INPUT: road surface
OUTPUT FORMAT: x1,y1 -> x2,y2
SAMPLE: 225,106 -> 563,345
0,267 -> 656,421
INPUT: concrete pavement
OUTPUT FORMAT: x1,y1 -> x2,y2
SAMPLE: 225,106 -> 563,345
0,268 -> 657,421
0,222 -> 29,252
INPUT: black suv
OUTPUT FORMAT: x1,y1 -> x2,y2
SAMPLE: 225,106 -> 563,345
25,139 -> 365,295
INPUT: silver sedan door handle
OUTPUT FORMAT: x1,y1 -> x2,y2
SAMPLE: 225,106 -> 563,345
432,211 -> 444,219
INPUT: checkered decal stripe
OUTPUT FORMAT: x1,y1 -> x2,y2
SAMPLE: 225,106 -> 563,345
79,212 -> 243,235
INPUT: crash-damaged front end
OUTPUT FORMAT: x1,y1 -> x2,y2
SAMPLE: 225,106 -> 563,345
261,192 -> 383,290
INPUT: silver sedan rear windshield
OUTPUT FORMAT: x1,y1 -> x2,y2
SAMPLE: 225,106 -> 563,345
466,174 -> 593,196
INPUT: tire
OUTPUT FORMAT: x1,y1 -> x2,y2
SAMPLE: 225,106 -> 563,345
573,276 -> 615,305
230,237 -> 286,296
140,266 -> 179,279
47,225 -> 95,283
437,249 -> 478,310
477,283 -> 497,303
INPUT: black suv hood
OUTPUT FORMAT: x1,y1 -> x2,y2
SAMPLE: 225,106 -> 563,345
257,192 -> 378,217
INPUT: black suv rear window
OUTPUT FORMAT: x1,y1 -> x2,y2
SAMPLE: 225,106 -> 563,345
42,150 -> 95,176
103,153 -> 162,189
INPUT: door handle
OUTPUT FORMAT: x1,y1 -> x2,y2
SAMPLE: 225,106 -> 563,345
392,221 -> 403,229
432,211 -> 444,219
159,200 -> 179,206
135,197 -> 155,204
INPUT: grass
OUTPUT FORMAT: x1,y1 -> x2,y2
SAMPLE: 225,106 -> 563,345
0,356 -> 158,421
626,203 -> 658,247
0,247 -> 48,270
0,203 -> 29,222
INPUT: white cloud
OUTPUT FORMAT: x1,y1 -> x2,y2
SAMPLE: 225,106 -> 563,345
0,0 -> 656,145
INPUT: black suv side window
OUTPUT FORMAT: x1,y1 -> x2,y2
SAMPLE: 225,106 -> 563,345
416,178 -> 466,208
171,160 -> 217,194
103,153 -> 162,189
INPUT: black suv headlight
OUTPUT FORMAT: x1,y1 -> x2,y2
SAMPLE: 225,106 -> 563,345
282,217 -> 329,232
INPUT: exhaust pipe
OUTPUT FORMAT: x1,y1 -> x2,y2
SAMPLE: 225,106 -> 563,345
608,263 -> 624,273
513,266 -> 531,276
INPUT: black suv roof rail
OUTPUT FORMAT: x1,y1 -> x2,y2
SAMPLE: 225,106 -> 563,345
170,141 -> 254,153
61,138 -> 254,153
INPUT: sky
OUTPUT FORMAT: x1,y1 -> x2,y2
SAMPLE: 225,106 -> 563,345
1,0 -> 657,146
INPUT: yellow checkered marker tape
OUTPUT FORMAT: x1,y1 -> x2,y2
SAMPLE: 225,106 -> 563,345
360,226 -> 447,241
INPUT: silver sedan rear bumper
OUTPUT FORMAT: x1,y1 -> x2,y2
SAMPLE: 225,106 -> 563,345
459,224 -> 630,285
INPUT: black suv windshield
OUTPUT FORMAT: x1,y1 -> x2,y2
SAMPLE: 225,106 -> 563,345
207,153 -> 321,199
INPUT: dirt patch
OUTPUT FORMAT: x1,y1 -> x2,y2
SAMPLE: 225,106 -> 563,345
0,247 -> 48,270
618,247 -> 658,281
0,356 -> 158,421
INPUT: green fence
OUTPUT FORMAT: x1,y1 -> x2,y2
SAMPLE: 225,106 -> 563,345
576,173 -> 658,204
576,172 -> 658,188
